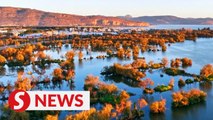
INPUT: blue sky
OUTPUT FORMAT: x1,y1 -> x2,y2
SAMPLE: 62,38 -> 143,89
0,0 -> 212,18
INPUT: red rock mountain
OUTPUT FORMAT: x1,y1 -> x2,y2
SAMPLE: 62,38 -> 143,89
0,7 -> 149,26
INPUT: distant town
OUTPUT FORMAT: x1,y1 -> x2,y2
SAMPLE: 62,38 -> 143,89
0,26 -> 145,39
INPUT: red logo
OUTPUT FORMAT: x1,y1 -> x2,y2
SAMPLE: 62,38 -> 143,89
8,91 -> 90,111
8,90 -> 30,112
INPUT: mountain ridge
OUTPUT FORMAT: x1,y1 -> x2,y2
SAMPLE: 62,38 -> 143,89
0,7 -> 149,27
124,15 -> 213,25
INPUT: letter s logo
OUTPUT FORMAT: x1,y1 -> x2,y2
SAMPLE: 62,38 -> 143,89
14,92 -> 25,110
8,90 -> 30,112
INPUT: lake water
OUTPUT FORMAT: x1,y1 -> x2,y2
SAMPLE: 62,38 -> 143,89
0,25 -> 213,119
114,24 -> 213,31
144,24 -> 213,30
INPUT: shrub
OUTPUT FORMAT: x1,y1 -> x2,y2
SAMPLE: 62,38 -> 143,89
161,57 -> 169,67
143,88 -> 154,94
150,99 -> 166,113
15,77 -> 32,91
164,68 -> 185,76
45,114 -> 58,120
185,79 -> 194,84
200,64 -> 213,78
154,85 -> 172,92
65,50 -> 75,61
0,55 -> 6,65
172,89 -> 206,108
178,78 -> 185,87
53,68 -> 63,80
181,57 -> 192,67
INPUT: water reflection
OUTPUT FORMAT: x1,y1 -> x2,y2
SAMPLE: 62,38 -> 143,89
141,94 -> 155,104
149,113 -> 166,120
103,75 -> 140,88
199,81 -> 212,93
78,60 -> 83,68
171,102 -> 206,120
0,67 -> 6,76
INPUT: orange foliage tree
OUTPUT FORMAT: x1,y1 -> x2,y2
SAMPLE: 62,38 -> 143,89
172,89 -> 206,107
16,54 -> 25,62
65,50 -> 75,61
150,99 -> 166,113
0,55 -> 6,65
200,64 -> 213,78
15,77 -> 32,91
53,68 -> 63,80
78,51 -> 84,60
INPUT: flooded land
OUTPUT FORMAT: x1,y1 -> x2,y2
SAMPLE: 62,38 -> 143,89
0,25 -> 213,120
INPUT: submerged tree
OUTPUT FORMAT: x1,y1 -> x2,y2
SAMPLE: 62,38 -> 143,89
65,50 -> 75,61
0,55 -> 6,65
78,51 -> 84,61
200,64 -> 213,78
161,57 -> 169,67
150,99 -> 166,113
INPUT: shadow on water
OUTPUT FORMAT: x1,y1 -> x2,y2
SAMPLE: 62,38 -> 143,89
103,75 -> 140,88
199,81 -> 212,93
171,102 -> 206,120
149,113 -> 166,120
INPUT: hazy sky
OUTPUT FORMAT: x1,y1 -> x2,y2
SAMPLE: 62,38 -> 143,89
0,0 -> 212,18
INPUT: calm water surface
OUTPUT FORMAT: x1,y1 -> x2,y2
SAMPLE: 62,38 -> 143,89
144,24 -> 213,30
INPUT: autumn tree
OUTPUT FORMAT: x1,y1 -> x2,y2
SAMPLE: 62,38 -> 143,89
125,48 -> 131,58
15,77 -> 32,91
99,84 -> 118,94
78,51 -> 84,60
117,48 -> 125,58
84,75 -> 100,86
132,46 -> 139,59
171,58 -> 181,67
65,50 -> 75,61
45,114 -> 58,120
65,69 -> 75,80
169,78 -> 175,87
181,57 -> 192,66
137,98 -> 148,109
200,64 -> 213,78
140,38 -> 148,53
0,55 -> 6,65
106,49 -> 113,56
150,99 -> 166,113
131,59 -> 148,69
16,54 -> 25,62
139,78 -> 154,89
37,51 -> 47,60
53,68 -> 63,80
119,90 -> 130,102
161,57 -> 169,67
